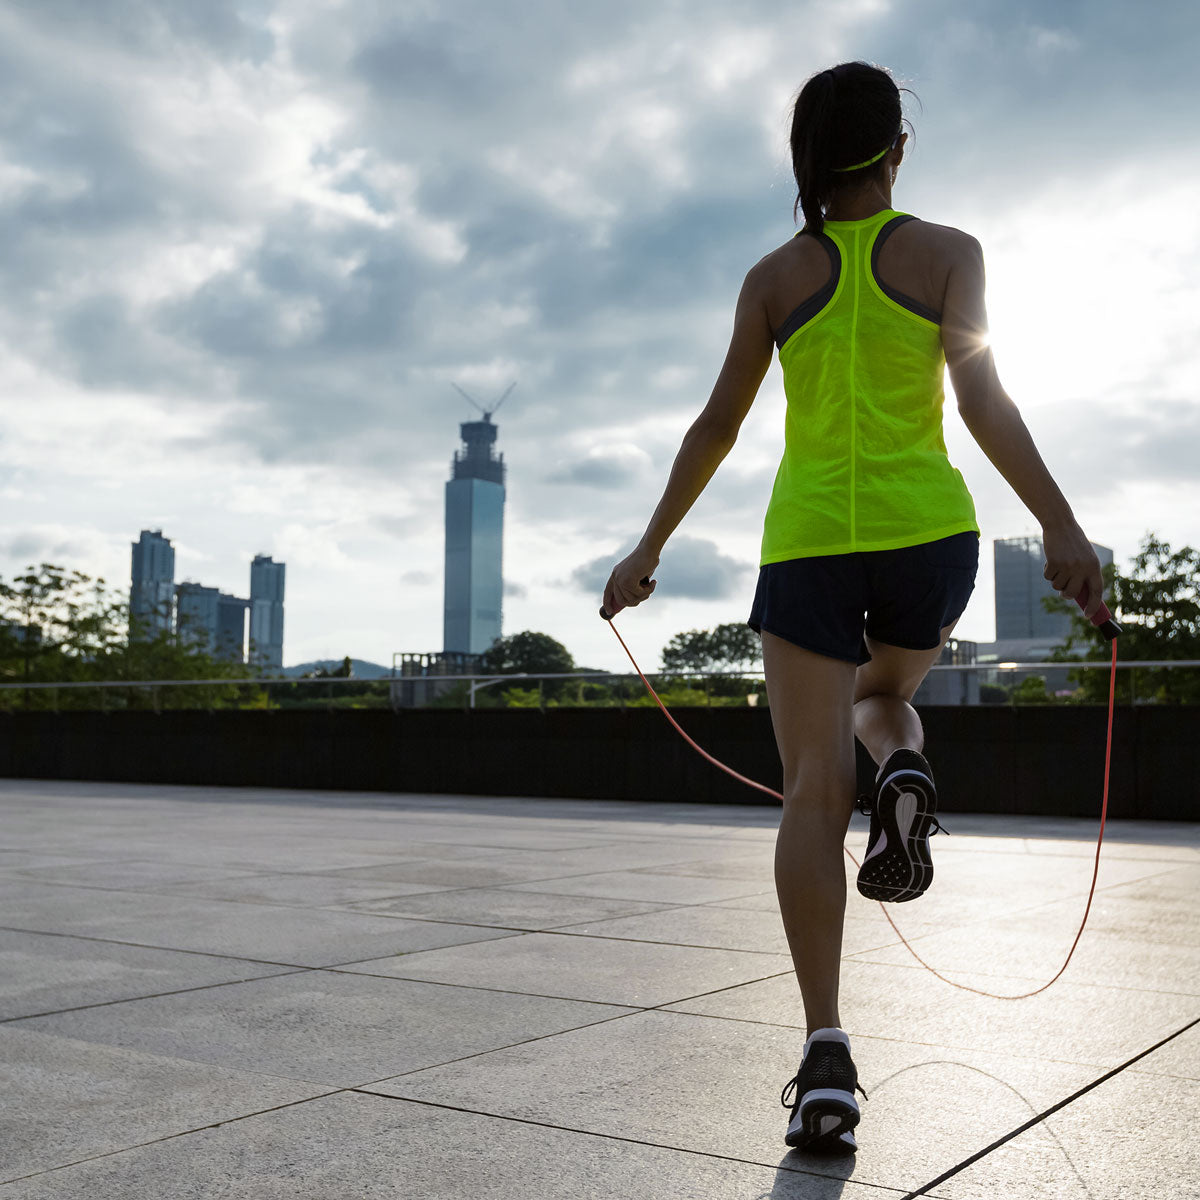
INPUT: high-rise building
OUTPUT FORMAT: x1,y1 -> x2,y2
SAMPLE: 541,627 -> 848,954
249,554 -> 286,669
175,582 -> 221,652
217,594 -> 249,663
994,536 -> 1114,640
130,529 -> 175,638
913,637 -> 980,706
443,415 -> 505,655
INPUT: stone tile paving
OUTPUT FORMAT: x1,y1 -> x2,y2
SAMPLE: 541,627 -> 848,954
0,778 -> 1196,1198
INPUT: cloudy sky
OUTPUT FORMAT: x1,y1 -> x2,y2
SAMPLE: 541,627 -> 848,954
3,0 -> 1198,672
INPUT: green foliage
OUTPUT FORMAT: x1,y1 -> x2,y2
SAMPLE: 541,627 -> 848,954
309,656 -> 354,679
266,682 -> 393,710
478,630 -> 576,702
1048,533 -> 1200,703
1009,676 -> 1052,705
261,656 -> 392,709
480,630 -> 575,675
0,561 -> 262,711
655,622 -> 762,704
661,623 -> 761,673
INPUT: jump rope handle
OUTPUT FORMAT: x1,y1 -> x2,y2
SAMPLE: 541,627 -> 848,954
599,577 -> 652,622
1076,581 -> 1122,641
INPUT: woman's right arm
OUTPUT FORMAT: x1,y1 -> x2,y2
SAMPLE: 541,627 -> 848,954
941,233 -> 1106,619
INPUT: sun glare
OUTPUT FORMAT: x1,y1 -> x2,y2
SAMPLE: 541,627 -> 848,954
973,178 -> 1198,413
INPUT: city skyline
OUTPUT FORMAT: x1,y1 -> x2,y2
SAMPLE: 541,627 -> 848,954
129,529 -> 286,667
1,3 -> 1197,672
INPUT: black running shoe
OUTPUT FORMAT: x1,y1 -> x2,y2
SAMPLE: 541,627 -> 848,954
856,748 -> 945,903
779,1029 -> 866,1154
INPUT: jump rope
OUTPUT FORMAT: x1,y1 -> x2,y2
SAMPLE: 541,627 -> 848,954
600,583 -> 1122,999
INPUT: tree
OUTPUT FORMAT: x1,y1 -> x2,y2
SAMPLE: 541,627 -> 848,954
477,631 -> 577,704
659,622 -> 762,700
661,623 -> 762,672
1048,533 -> 1200,704
480,631 -> 575,675
309,656 -> 353,678
0,561 -> 261,711
1010,675 -> 1052,705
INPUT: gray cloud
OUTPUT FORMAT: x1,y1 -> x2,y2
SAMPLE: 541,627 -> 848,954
375,516 -> 418,539
546,445 -> 652,488
12,0 -> 1191,495
572,535 -> 753,602
18,0 -> 275,59
1026,396 -> 1200,496
1,533 -> 87,565
1,1 -> 1198,667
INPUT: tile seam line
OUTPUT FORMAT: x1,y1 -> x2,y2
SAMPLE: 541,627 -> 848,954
0,967 -> 319,1025
649,1005 -> 1200,1073
348,1090 -> 910,1193
5,960 -> 657,1025
320,964 -> 792,1008
489,883 -> 774,904
0,1090 -> 345,1187
0,923 -> 325,967
897,1012 -> 1200,1199
368,925 -> 794,958
9,966 -> 642,1027
0,921 -> 513,968
0,862 -> 754,903
835,952 -> 1200,1000
356,980 -> 1159,1090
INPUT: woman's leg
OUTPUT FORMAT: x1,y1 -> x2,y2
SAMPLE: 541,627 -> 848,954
761,630 -> 858,1037
853,622 -> 957,766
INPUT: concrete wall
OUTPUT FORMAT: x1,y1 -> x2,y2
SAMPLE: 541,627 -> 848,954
1,706 -> 1193,820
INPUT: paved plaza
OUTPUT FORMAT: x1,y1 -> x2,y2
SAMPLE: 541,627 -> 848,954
1,778 -> 1197,1198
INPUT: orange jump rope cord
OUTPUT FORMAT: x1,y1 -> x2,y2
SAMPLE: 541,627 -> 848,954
605,620 -> 1118,1000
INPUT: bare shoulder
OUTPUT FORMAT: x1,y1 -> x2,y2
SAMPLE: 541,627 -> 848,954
905,218 -> 983,266
744,235 -> 833,328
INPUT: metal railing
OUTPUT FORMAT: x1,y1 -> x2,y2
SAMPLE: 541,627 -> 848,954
0,660 -> 1197,711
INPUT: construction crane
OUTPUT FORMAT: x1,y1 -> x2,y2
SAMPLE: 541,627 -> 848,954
451,381 -> 516,422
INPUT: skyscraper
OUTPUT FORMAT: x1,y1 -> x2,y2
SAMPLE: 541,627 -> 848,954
216,594 -> 249,663
249,554 -> 286,669
175,582 -> 221,652
994,536 -> 1114,640
130,529 -> 175,638
443,414 -> 505,655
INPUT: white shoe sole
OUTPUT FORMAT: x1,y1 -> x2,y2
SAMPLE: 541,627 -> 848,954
784,1087 -> 860,1152
857,770 -> 936,903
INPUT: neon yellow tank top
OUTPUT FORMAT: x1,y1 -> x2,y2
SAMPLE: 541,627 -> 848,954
760,209 -> 979,564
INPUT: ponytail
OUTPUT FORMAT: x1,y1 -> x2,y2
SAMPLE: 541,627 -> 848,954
792,71 -> 838,237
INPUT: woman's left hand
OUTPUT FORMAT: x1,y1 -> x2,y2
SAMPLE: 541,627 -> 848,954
603,545 -> 659,618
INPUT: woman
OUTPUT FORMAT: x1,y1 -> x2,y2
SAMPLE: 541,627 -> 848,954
602,61 -> 1104,1155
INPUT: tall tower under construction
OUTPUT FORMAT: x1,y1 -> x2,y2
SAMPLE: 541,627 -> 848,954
443,414 -> 505,655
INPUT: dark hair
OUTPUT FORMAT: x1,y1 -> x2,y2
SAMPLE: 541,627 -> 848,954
790,62 -> 913,236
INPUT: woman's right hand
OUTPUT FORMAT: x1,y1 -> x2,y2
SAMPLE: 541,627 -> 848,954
1042,521 -> 1105,620
602,545 -> 659,618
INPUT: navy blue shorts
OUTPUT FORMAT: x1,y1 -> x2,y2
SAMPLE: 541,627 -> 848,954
748,532 -> 979,665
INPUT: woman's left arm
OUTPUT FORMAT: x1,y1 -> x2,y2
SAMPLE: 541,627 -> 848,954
603,265 -> 775,617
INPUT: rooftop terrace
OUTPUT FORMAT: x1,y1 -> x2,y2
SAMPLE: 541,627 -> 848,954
1,780 -> 1197,1197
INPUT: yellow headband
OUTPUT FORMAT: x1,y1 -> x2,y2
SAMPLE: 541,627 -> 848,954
830,133 -> 901,173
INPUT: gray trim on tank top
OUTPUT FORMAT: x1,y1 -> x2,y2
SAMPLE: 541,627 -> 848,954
773,232 -> 841,349
871,215 -> 943,324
